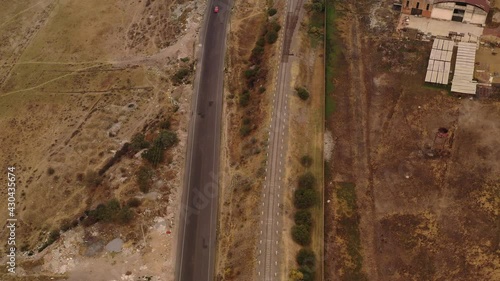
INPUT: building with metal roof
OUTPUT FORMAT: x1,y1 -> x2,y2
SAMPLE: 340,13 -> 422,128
451,42 -> 477,94
402,0 -> 490,25
425,39 -> 453,85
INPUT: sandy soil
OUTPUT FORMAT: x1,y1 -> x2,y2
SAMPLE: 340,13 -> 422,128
0,0 -> 206,280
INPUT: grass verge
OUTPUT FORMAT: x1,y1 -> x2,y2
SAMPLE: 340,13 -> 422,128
325,0 -> 340,117
336,182 -> 368,281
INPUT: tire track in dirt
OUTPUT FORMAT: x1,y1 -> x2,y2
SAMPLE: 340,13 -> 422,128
345,4 -> 378,280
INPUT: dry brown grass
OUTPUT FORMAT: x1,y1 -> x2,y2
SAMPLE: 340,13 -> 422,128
0,0 -> 200,279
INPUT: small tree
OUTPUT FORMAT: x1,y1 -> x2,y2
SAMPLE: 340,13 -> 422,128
291,225 -> 311,246
294,210 -> 313,230
155,130 -> 178,149
298,172 -> 316,189
266,30 -> 278,44
240,124 -> 251,137
130,133 -> 150,152
299,265 -> 315,281
239,90 -> 250,107
294,188 -> 318,209
268,8 -> 277,16
296,87 -> 310,100
296,248 -> 316,267
127,198 -> 141,208
47,167 -> 55,175
300,155 -> 313,167
136,165 -> 154,193
142,145 -> 164,166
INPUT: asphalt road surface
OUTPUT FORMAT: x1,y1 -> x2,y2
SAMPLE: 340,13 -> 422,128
256,0 -> 304,280
175,1 -> 232,280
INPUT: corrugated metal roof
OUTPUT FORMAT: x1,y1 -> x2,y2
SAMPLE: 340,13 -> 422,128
425,39 -> 453,85
433,0 -> 491,13
451,42 -> 477,95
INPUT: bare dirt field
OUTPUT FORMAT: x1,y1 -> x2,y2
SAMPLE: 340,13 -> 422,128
325,0 -> 500,281
0,0 -> 205,280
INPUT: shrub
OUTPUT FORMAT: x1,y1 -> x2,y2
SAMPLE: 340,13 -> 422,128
259,86 -> 266,93
296,87 -> 310,100
127,198 -> 141,208
294,188 -> 318,209
239,90 -> 250,107
47,167 -> 55,175
299,265 -> 315,281
268,8 -> 277,16
117,206 -> 133,224
136,166 -> 154,193
244,68 -> 258,79
180,57 -> 190,62
300,155 -> 313,167
142,145 -> 164,166
142,130 -> 178,166
240,124 -> 251,137
172,68 -> 191,84
269,21 -> 281,32
298,172 -> 316,189
252,45 -> 264,57
88,199 -> 133,224
289,269 -> 304,280
296,248 -> 316,267
294,210 -> 313,230
38,230 -> 60,252
130,133 -> 150,152
159,119 -> 171,129
312,2 -> 324,13
155,130 -> 178,149
256,36 -> 266,47
84,170 -> 103,188
291,225 -> 311,246
266,30 -> 278,44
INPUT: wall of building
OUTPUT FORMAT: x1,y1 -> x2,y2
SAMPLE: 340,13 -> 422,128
430,2 -> 488,24
464,6 -> 488,24
431,3 -> 454,20
402,0 -> 434,17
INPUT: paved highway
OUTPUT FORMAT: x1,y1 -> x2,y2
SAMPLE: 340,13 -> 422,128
257,0 -> 304,280
175,1 -> 232,281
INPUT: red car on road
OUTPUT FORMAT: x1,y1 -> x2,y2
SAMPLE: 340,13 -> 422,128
214,5 -> 219,13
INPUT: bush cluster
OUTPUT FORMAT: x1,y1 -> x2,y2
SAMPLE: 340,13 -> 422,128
172,67 -> 191,85
136,165 -> 154,193
142,130 -> 178,166
86,199 -> 134,225
300,155 -> 313,167
238,15 -> 281,138
291,225 -> 311,246
130,133 -> 150,153
296,87 -> 310,100
291,167 -> 318,279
